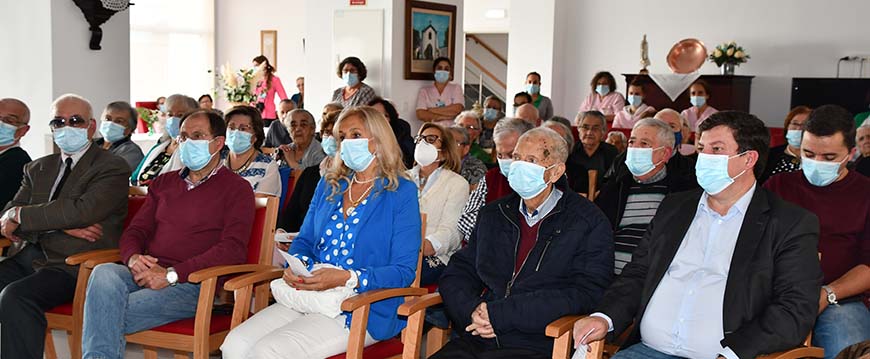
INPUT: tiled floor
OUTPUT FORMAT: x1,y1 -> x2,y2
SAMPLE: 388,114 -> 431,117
47,330 -> 221,359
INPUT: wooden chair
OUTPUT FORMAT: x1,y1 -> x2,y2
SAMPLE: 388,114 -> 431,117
587,169 -> 598,202
223,214 -> 430,359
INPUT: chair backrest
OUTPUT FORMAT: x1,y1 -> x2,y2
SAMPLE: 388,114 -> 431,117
125,186 -> 149,229
411,213 -> 427,289
587,170 -> 598,201
248,195 -> 280,265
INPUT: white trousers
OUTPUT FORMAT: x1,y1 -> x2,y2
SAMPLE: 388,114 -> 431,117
221,303 -> 378,359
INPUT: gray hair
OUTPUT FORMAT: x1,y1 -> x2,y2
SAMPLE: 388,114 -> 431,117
654,108 -> 685,132
324,102 -> 345,112
543,120 -> 575,150
454,110 -> 482,129
0,98 -> 30,124
104,101 -> 138,130
51,93 -> 93,119
283,109 -> 316,129
517,127 -> 569,164
606,131 -> 627,143
576,110 -> 606,133
493,117 -> 534,144
165,94 -> 198,113
633,118 -> 675,148
448,126 -> 470,145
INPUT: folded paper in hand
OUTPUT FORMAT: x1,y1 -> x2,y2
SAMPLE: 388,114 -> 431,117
274,231 -> 297,243
572,345 -> 588,359
279,250 -> 313,277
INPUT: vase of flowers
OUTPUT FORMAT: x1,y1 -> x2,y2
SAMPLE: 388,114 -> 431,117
709,41 -> 749,75
136,107 -> 160,134
218,63 -> 263,106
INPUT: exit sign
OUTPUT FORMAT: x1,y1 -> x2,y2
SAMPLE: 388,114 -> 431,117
350,0 -> 366,5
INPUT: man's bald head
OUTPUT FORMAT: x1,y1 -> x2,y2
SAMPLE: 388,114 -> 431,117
515,103 -> 540,125
0,98 -> 31,125
51,94 -> 93,120
654,108 -> 683,133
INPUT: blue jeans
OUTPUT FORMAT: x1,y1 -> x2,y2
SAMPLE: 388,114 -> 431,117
81,263 -> 200,359
813,301 -> 870,359
612,343 -> 682,359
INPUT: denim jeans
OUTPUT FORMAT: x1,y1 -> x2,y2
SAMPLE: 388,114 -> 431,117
81,263 -> 200,359
812,301 -> 870,359
611,343 -> 682,359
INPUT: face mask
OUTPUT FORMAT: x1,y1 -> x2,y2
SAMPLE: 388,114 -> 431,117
625,147 -> 664,177
226,130 -> 253,154
0,122 -> 20,146
595,85 -> 610,96
99,121 -> 127,143
785,130 -> 802,148
628,95 -> 643,107
434,70 -> 450,84
497,158 -> 513,177
166,116 -> 181,138
179,139 -> 216,171
690,96 -> 706,108
695,152 -> 747,195
342,72 -> 360,87
508,160 -> 555,199
673,131 -> 683,147
525,84 -> 540,95
53,126 -> 91,154
801,156 -> 846,187
340,138 -> 375,172
321,136 -> 337,157
483,108 -> 499,122
158,104 -> 167,113
414,140 -> 439,167
511,105 -> 519,116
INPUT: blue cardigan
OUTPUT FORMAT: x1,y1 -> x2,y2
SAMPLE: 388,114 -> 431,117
290,176 -> 421,340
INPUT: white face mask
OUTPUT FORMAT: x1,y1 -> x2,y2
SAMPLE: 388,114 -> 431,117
414,140 -> 439,167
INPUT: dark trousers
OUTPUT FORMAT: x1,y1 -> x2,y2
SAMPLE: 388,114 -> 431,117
430,335 -> 550,359
0,244 -> 77,359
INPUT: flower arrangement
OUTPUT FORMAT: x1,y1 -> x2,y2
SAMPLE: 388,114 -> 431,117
136,107 -> 160,134
709,41 -> 750,66
218,63 -> 263,105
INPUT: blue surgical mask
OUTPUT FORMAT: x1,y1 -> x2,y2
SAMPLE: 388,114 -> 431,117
342,72 -> 360,87
625,147 -> 664,177
785,130 -> 802,148
179,139 -> 216,171
166,116 -> 181,138
483,108 -> 499,122
497,158 -> 513,177
628,95 -> 643,107
340,138 -> 375,172
801,156 -> 846,187
321,136 -> 337,157
673,132 -> 683,148
695,152 -> 747,195
690,96 -> 706,108
508,160 -> 555,199
434,70 -> 450,84
158,104 -> 167,113
226,130 -> 253,154
0,122 -> 20,146
595,85 -> 610,96
53,126 -> 90,154
99,121 -> 127,143
525,84 -> 540,95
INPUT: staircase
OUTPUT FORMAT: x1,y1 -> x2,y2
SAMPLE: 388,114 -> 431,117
464,34 -> 507,109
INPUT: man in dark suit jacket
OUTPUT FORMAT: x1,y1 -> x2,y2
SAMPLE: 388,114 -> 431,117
574,112 -> 822,359
0,98 -> 33,210
0,94 -> 131,359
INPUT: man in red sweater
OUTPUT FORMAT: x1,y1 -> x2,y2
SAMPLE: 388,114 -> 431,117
485,118 -> 534,203
80,109 -> 256,358
765,105 -> 870,358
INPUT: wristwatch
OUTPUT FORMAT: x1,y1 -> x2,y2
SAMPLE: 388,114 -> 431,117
822,285 -> 838,305
166,267 -> 178,287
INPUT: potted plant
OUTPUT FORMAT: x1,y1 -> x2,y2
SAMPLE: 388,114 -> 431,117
709,41 -> 750,75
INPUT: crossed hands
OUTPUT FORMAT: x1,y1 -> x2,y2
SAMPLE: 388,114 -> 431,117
283,267 -> 350,291
466,302 -> 495,339
128,254 -> 170,290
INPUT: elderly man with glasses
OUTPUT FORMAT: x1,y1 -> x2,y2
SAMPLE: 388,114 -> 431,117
455,111 -> 493,166
95,101 -> 145,169
567,110 -> 619,195
0,98 -> 33,210
0,94 -> 131,359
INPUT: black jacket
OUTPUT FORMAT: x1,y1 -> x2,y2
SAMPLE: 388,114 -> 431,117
0,146 -> 31,211
391,117 -> 415,169
597,188 -> 822,358
440,189 -> 614,355
595,169 -> 698,230
277,165 -> 321,232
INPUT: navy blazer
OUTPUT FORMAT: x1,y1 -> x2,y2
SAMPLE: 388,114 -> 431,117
290,176 -> 421,340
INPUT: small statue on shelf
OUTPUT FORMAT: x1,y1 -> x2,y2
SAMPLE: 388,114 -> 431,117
640,34 -> 650,74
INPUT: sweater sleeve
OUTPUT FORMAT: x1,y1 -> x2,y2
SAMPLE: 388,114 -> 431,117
273,77 -> 288,101
438,222 -> 486,330
425,175 -> 469,258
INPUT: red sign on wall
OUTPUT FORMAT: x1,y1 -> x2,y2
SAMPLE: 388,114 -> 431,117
350,0 -> 366,5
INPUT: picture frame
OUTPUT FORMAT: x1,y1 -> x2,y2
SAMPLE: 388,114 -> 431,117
404,0 -> 457,80
260,30 -> 278,71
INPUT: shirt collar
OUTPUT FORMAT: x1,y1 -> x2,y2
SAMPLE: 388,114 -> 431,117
179,164 -> 223,190
699,182 -> 757,220
0,144 -> 20,156
518,186 -> 563,223
61,141 -> 92,169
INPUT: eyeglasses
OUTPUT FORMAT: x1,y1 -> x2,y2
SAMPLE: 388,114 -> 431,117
228,124 -> 253,132
460,125 -> 480,132
0,115 -> 24,127
49,115 -> 89,129
415,134 -> 441,144
458,142 -> 469,146
580,125 -> 604,132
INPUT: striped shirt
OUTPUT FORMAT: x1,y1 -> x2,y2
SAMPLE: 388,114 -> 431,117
613,175 -> 669,274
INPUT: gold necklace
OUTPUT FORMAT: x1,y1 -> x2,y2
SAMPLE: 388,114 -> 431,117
229,151 -> 256,173
347,181 -> 374,208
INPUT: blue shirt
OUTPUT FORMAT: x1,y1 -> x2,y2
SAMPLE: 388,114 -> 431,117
518,186 -> 563,227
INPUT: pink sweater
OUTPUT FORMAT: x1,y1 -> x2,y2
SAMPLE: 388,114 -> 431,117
255,75 -> 288,120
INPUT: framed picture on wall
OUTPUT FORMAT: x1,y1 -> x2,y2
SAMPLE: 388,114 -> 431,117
260,30 -> 278,70
404,0 -> 456,80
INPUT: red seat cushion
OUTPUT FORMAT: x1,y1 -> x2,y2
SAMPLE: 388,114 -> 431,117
146,314 -> 232,336
326,338 -> 404,359
47,303 -> 74,316
424,284 -> 438,293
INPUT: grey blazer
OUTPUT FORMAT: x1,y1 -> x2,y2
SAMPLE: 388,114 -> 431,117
5,143 -> 131,277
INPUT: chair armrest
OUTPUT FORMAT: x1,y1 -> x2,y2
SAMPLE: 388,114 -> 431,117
66,249 -> 121,266
397,292 -> 443,316
223,267 -> 284,291
341,287 -> 428,312
187,264 -> 275,283
545,315 -> 584,338
0,238 -> 11,249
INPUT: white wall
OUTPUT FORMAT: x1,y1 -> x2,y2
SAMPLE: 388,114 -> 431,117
463,0 -> 509,33
505,0 -> 554,107
215,0 -> 306,111
550,0 -> 870,127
